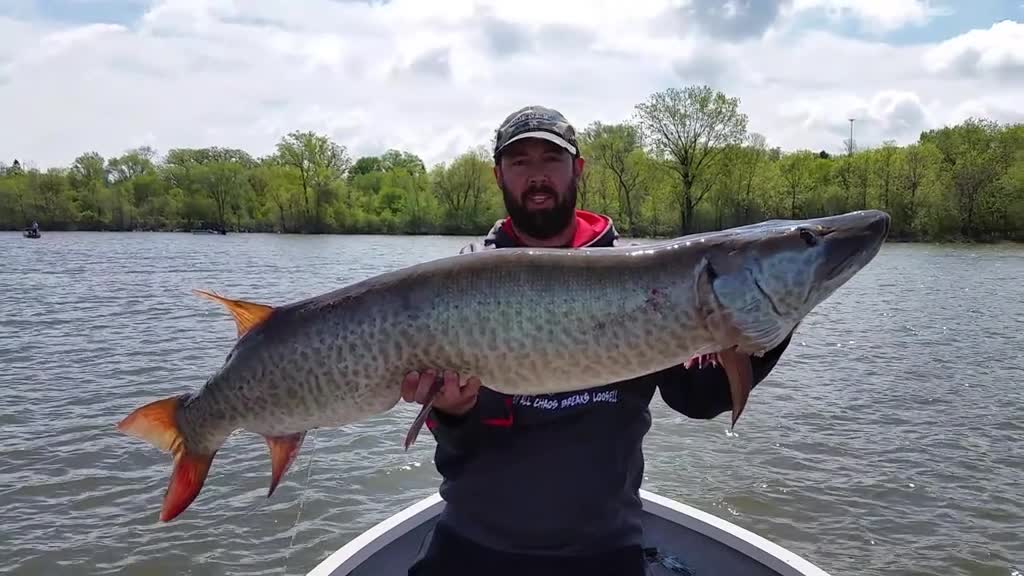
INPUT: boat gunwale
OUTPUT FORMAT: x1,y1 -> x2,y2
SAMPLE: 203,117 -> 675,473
304,489 -> 831,576
638,490 -> 831,576
305,492 -> 445,576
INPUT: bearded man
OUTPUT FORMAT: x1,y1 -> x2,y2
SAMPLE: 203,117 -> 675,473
401,105 -> 793,576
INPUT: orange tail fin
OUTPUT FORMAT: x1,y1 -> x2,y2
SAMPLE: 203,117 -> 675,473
162,451 -> 216,522
117,395 -> 218,522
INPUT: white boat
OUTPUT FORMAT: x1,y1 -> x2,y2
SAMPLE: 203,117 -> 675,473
306,489 -> 831,576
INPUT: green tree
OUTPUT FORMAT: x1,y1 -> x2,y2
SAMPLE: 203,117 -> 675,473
633,84 -> 748,234
430,147 -> 500,234
2,86 -> 1019,242
274,131 -> 352,233
581,121 -> 648,233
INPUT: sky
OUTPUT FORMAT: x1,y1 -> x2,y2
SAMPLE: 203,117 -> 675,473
0,0 -> 1022,170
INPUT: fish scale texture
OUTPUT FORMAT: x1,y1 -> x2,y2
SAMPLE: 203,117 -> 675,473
172,208 -> 890,453
180,247 -> 715,451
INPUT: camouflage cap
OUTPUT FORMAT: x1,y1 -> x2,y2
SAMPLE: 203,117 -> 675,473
493,105 -> 579,159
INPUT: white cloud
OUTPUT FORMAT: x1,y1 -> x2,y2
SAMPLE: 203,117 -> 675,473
788,0 -> 951,33
948,98 -> 1024,126
0,0 -> 1019,169
778,90 -> 937,152
681,0 -> 792,40
923,19 -> 1024,78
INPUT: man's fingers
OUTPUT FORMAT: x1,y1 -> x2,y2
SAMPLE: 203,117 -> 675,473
455,376 -> 481,402
438,370 -> 460,403
401,371 -> 419,402
404,369 -> 482,415
443,370 -> 459,389
414,370 -> 437,404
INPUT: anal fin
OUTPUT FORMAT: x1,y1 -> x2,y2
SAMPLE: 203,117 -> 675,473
264,432 -> 307,497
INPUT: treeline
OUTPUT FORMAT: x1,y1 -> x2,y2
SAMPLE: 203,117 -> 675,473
2,85 -> 1021,241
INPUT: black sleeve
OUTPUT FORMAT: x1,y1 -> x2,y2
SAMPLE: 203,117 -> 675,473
425,404 -> 482,456
656,332 -> 794,420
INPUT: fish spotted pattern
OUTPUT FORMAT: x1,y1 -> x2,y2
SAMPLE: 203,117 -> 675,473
117,209 -> 890,522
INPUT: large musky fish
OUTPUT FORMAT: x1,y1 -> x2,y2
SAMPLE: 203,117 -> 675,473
118,209 -> 890,522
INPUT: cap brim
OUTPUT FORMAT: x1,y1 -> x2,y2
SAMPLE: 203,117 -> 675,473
498,131 -> 577,155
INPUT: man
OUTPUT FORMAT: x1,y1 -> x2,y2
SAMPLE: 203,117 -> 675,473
402,105 -> 792,576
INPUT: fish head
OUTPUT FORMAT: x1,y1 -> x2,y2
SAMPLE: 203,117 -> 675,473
695,209 -> 890,355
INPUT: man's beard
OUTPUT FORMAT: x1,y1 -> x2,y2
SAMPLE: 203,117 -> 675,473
501,178 -> 577,240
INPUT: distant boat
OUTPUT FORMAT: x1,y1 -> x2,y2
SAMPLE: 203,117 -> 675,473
190,228 -> 227,235
305,490 -> 832,576
24,228 -> 41,239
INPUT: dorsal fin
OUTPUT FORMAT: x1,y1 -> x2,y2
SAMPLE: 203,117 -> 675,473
193,289 -> 275,338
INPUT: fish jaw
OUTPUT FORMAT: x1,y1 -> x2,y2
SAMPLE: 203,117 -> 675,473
815,209 -> 890,288
788,209 -> 890,325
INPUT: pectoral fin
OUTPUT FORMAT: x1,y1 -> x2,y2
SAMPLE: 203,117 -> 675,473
718,347 -> 753,429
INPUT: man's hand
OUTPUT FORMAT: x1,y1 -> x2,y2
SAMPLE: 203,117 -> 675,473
401,369 -> 481,417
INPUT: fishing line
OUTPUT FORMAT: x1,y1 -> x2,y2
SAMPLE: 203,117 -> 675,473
280,428 -> 319,576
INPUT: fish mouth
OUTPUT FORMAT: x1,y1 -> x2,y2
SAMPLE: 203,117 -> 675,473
821,210 -> 890,282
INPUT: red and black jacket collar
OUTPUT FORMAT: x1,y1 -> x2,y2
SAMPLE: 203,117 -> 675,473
484,210 -> 618,249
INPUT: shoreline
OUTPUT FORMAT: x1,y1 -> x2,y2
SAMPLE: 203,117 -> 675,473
7,228 -> 1022,245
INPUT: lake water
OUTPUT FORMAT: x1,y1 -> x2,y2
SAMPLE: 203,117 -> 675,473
1,231 -> 1021,576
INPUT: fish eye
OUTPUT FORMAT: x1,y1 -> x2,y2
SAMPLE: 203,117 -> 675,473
799,228 -> 817,246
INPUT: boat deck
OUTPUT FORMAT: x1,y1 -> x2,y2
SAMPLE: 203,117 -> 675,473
307,490 -> 829,576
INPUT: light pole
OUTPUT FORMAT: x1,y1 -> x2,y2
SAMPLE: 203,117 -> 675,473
848,118 -> 855,155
